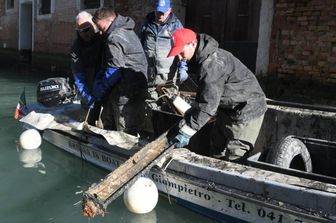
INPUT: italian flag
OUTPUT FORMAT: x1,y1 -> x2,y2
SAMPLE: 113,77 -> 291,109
14,88 -> 26,119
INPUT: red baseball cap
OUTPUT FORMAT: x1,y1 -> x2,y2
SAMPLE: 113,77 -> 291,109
168,28 -> 197,57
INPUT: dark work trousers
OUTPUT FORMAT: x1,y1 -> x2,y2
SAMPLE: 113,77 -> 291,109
210,110 -> 265,162
101,85 -> 146,136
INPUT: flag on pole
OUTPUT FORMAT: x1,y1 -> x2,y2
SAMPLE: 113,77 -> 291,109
14,88 -> 27,119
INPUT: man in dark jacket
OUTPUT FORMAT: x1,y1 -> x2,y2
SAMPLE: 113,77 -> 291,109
168,28 -> 267,162
70,11 -> 103,125
92,7 -> 148,136
139,0 -> 187,102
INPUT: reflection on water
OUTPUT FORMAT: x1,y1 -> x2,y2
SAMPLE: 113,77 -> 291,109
129,210 -> 157,223
0,68 -> 216,222
123,210 -> 157,223
17,147 -> 46,172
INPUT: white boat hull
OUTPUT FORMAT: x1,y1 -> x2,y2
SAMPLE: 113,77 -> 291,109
43,129 -> 335,223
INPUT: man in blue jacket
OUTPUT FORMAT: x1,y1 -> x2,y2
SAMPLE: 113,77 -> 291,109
92,7 -> 148,136
139,0 -> 187,102
168,28 -> 267,162
70,11 -> 103,125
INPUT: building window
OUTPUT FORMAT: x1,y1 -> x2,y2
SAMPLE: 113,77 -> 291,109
6,0 -> 14,10
234,0 -> 250,41
37,0 -> 55,20
81,0 -> 103,9
39,0 -> 51,15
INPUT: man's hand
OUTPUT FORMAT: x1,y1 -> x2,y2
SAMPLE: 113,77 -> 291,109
178,61 -> 189,82
171,131 -> 191,148
81,95 -> 95,109
169,120 -> 197,148
179,69 -> 188,82
92,67 -> 121,100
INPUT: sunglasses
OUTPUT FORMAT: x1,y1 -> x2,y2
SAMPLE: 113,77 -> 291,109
76,26 -> 91,33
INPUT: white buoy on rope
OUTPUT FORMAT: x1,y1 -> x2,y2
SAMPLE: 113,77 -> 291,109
123,177 -> 158,214
19,129 -> 42,150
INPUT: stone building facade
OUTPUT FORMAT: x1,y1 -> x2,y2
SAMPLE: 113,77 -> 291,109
0,0 -> 336,86
0,0 -> 184,71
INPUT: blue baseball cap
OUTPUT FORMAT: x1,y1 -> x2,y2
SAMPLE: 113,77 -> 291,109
155,0 -> 171,13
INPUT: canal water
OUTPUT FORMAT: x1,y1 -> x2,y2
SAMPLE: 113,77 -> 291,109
0,68 -> 216,223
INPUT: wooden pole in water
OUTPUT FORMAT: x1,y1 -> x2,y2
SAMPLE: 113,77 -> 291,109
82,130 -> 174,218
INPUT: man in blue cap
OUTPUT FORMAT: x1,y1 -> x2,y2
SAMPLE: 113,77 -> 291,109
139,0 -> 187,104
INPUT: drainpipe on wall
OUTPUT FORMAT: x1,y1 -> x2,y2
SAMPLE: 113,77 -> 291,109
255,0 -> 274,77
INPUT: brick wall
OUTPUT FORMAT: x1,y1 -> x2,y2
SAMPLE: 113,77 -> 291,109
0,0 -> 185,72
0,1 -> 3,15
34,0 -> 77,54
113,0 -> 185,31
0,0 -> 184,54
113,0 -> 153,31
269,0 -> 336,83
0,3 -> 18,49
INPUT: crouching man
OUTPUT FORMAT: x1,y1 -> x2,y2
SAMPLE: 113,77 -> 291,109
168,28 -> 267,162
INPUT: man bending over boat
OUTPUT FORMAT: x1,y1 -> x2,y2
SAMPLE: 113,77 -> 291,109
91,7 -> 148,136
168,28 -> 267,162
70,11 -> 103,126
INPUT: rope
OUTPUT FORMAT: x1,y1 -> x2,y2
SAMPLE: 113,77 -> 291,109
78,108 -> 90,167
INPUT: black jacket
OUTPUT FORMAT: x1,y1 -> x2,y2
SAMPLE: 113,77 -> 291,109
70,32 -> 103,91
102,15 -> 148,98
186,34 -> 267,131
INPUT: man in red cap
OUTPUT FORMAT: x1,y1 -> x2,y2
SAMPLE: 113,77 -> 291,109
168,28 -> 267,162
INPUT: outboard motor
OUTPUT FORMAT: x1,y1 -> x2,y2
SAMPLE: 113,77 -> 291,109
37,77 -> 74,106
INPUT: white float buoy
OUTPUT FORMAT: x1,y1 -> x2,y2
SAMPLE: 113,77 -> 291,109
19,129 -> 42,150
123,177 -> 159,214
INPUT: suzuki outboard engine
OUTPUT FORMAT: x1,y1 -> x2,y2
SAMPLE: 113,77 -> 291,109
37,77 -> 74,106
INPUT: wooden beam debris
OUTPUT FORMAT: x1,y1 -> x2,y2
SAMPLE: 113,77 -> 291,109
82,130 -> 174,218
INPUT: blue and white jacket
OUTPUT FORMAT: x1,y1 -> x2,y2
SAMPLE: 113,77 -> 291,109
139,12 -> 183,85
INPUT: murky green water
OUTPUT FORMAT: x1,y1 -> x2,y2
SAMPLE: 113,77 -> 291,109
0,68 -> 216,223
